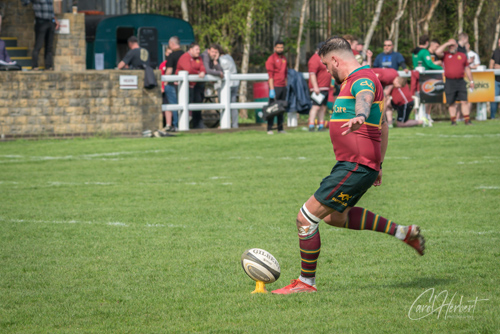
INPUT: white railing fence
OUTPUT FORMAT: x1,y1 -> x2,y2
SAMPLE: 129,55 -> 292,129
161,71 -> 309,131
161,68 -> 500,131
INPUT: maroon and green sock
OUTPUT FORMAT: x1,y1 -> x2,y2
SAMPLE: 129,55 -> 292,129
345,207 -> 398,236
299,228 -> 321,280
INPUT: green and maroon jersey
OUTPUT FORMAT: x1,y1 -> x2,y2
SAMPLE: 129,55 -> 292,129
329,65 -> 384,171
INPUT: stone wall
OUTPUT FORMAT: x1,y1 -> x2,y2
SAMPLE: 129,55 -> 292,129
0,70 -> 161,138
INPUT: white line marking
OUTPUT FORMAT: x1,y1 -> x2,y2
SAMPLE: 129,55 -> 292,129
107,222 -> 128,226
0,150 -> 173,164
457,161 -> 496,165
1,218 -> 186,228
385,157 -> 411,160
475,186 -> 500,189
415,132 -> 500,138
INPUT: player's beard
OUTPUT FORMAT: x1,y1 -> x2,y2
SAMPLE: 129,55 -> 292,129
332,72 -> 342,85
276,51 -> 284,55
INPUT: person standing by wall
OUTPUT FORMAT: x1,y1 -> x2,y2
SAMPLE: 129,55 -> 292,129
25,0 -> 59,70
307,42 -> 330,131
164,36 -> 184,130
117,36 -> 149,69
265,40 -> 287,135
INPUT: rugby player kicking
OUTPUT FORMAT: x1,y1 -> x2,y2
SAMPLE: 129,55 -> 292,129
272,37 -> 425,295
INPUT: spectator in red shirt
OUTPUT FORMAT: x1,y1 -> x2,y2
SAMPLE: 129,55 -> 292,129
307,42 -> 330,131
265,40 -> 288,134
176,42 -> 207,129
371,68 -> 398,127
435,39 -> 475,125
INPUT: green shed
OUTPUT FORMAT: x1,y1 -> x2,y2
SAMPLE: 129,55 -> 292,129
86,14 -> 195,69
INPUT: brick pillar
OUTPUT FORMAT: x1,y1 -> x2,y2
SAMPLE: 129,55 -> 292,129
53,13 -> 86,71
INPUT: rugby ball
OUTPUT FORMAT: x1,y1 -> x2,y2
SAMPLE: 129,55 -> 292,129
241,248 -> 281,283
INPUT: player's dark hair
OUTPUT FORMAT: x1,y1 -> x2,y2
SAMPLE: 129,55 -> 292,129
189,42 -> 199,49
318,36 -> 352,57
419,35 -> 430,45
274,40 -> 284,47
431,39 -> 440,45
127,36 -> 138,44
209,43 -> 221,51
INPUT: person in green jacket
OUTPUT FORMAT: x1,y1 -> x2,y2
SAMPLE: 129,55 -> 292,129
412,35 -> 443,123
412,35 -> 443,70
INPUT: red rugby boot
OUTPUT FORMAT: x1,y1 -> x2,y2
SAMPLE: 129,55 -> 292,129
271,279 -> 317,295
404,225 -> 425,256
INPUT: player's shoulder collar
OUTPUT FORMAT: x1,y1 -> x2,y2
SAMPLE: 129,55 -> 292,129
347,65 -> 371,78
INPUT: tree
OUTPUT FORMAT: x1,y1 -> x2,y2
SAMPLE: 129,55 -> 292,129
238,0 -> 254,119
493,13 -> 500,52
363,0 -> 384,53
473,0 -> 486,54
181,0 -> 189,22
417,0 -> 440,37
388,0 -> 408,52
294,0 -> 309,71
457,0 -> 463,34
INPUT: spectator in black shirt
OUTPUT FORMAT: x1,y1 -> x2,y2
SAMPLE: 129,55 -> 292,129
117,36 -> 149,69
164,36 -> 185,129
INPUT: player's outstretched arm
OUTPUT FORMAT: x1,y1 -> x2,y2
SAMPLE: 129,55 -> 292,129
341,91 -> 374,135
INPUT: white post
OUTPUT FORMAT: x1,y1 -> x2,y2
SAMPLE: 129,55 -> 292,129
415,65 -> 426,122
476,103 -> 487,120
178,71 -> 190,131
475,65 -> 488,120
287,111 -> 298,127
220,70 -> 231,129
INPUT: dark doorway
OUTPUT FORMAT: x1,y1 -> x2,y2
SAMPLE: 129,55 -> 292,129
116,26 -> 134,65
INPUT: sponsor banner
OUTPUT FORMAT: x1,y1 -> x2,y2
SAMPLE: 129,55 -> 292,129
420,74 -> 445,104
420,71 -> 495,104
466,71 -> 495,102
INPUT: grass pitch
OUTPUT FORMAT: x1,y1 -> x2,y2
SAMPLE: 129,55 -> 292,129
1,121 -> 499,333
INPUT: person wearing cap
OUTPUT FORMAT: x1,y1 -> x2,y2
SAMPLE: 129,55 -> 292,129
117,36 -> 149,69
265,40 -> 288,134
307,42 -> 330,131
